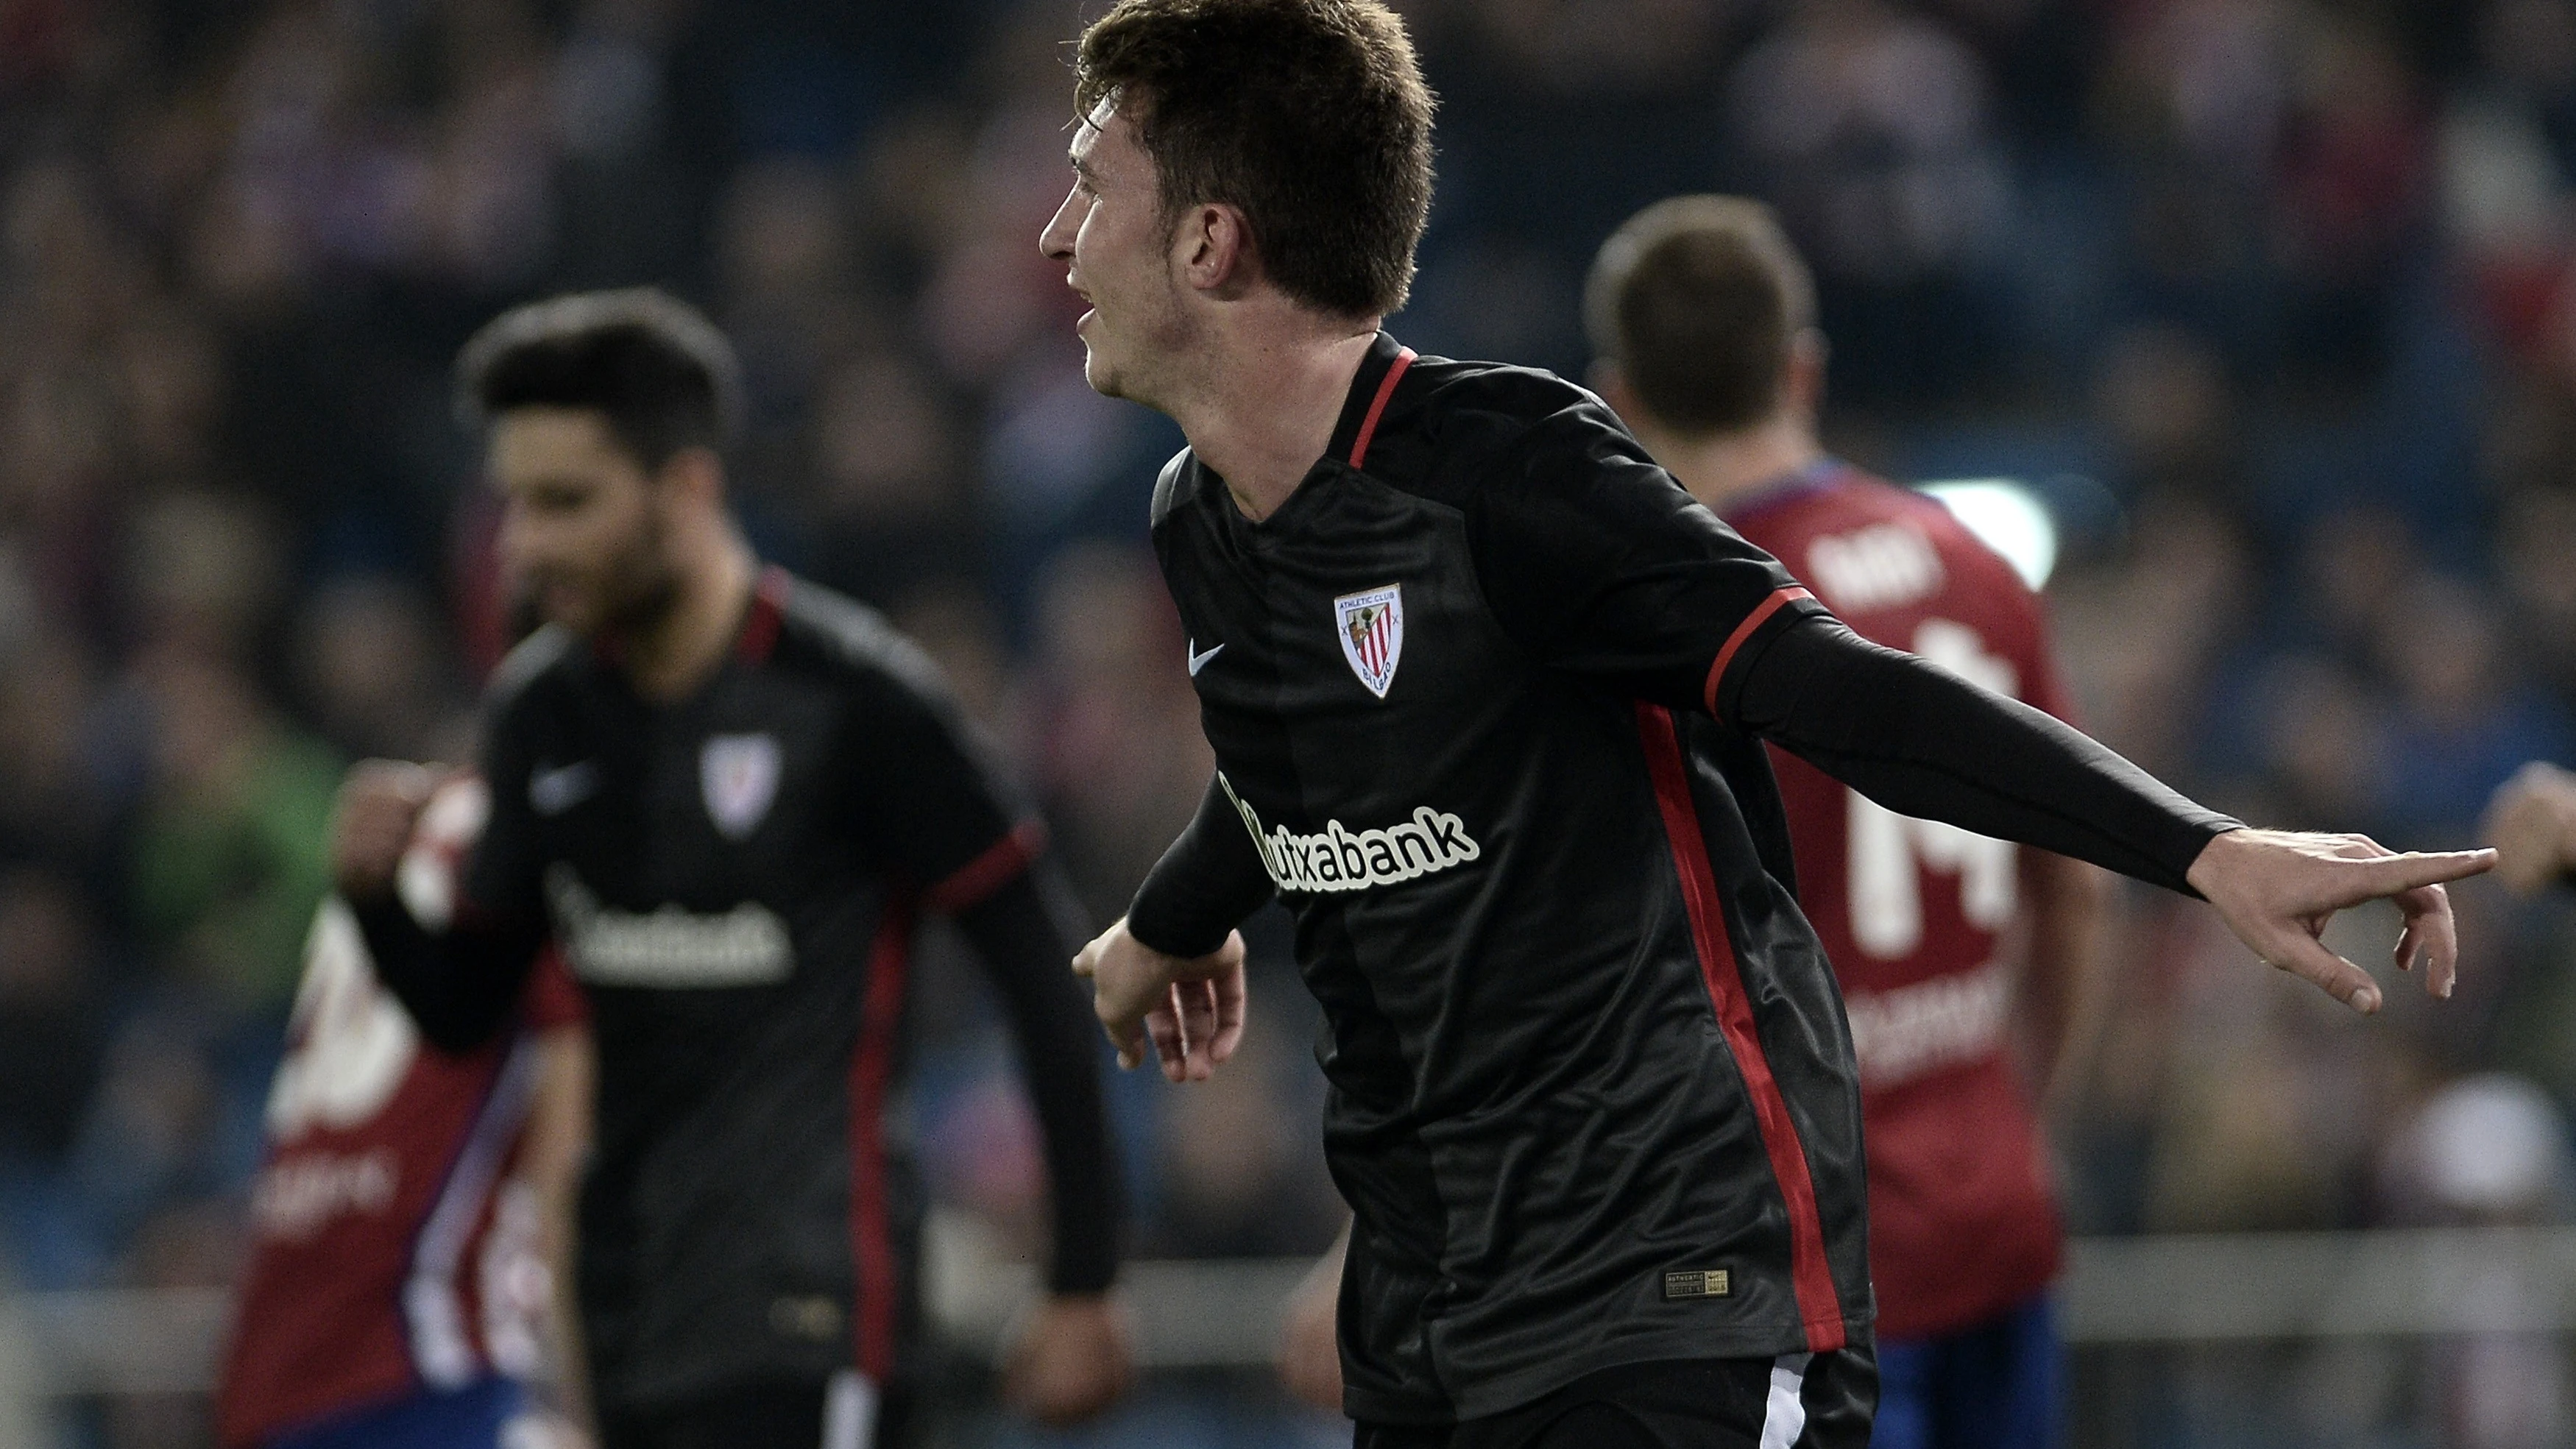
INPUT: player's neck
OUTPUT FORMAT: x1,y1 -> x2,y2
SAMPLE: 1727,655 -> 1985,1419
1653,414 -> 1824,515
616,533 -> 757,702
1170,319 -> 1379,522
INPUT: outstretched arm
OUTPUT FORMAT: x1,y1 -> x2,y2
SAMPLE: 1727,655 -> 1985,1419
1738,620 -> 2492,1012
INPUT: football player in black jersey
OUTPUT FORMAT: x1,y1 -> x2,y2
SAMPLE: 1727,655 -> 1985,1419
328,291 -> 1130,1449
1038,3 -> 2494,1447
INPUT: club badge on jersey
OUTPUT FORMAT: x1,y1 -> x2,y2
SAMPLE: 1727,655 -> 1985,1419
701,733 -> 782,840
1335,584 -> 1404,698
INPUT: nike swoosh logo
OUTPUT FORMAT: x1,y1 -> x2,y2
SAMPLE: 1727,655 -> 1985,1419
528,760 -> 600,815
1186,640 -> 1224,676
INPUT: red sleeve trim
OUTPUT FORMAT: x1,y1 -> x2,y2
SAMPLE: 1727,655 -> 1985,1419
1347,348 -> 1418,470
520,943 -> 590,1030
1701,586 -> 1814,717
847,897 -> 913,1382
735,566 -> 790,664
924,819 -> 1048,913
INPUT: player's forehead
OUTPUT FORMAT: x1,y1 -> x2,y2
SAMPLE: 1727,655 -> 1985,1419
488,407 -> 643,484
1069,98 -> 1139,176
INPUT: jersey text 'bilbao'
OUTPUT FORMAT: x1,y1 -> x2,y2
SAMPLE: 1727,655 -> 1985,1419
1730,467 -> 2066,1340
460,570 -> 1080,1412
219,779 -> 586,1449
1148,335 -> 1867,1423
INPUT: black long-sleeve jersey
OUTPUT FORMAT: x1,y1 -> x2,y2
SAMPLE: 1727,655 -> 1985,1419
353,568 -> 1117,1415
1126,334 -> 2234,1425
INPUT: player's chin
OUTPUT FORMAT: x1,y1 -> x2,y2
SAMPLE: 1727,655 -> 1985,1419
534,584 -> 604,637
1078,341 -> 1126,400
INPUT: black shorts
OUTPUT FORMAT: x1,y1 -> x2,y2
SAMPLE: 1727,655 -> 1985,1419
1354,1348 -> 1878,1449
598,1373 -> 911,1449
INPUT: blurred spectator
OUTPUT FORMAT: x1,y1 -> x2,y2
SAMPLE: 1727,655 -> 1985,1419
1727,0 -> 2012,402
2374,573 -> 2572,837
2093,323 -> 2243,501
291,575 -> 470,762
803,351 -> 980,607
127,645 -> 339,1015
68,1008 -> 254,1258
1150,1027 -> 1342,1260
1027,542 -> 1211,928
0,870 -> 107,1166
2381,1075 -> 2576,1449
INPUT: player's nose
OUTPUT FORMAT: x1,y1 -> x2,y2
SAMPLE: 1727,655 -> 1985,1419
1040,188 -> 1080,262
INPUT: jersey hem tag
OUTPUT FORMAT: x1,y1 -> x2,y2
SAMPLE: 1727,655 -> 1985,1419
1662,1268 -> 1732,1300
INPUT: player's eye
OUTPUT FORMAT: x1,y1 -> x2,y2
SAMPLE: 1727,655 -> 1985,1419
527,482 -> 590,514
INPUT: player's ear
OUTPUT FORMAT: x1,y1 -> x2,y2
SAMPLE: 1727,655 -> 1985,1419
1783,329 -> 1828,419
658,445 -> 726,511
1178,203 -> 1259,299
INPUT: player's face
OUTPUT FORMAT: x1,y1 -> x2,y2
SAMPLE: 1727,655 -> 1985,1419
489,408 -> 682,639
1042,102 -> 1188,404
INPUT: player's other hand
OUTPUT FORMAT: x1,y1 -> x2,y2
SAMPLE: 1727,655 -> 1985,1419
1002,1292 -> 1132,1425
1072,918 -> 1247,1081
1275,1227 -> 1348,1412
2184,827 -> 2495,1013
2482,762 -> 2576,895
330,760 -> 439,904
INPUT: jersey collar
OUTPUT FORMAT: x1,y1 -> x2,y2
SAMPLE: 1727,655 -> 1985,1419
587,561 -> 789,673
1323,331 -> 1417,471
1721,456 -> 1850,527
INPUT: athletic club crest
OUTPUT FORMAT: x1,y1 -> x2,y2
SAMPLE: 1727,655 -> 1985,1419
1334,584 -> 1404,699
701,733 -> 782,840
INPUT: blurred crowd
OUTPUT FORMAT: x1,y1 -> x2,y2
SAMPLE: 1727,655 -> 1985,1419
12,0 -> 2576,1442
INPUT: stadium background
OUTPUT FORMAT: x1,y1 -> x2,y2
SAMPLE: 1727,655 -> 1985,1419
5,0 -> 2576,1444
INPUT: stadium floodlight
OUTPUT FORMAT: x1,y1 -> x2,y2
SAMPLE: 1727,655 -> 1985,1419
1918,478 -> 2059,591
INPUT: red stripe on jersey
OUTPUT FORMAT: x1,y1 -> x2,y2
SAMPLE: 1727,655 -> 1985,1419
1634,702 -> 1847,1353
1348,349 -> 1418,470
1701,587 -> 1814,718
737,566 -> 790,663
849,897 -> 914,1382
924,819 -> 1047,914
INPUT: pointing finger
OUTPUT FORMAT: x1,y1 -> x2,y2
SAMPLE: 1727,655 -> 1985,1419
2333,849 -> 2497,904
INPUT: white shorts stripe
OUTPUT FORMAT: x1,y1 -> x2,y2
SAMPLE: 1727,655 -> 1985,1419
1759,1351 -> 1813,1449
822,1369 -> 878,1449
403,1038 -> 539,1388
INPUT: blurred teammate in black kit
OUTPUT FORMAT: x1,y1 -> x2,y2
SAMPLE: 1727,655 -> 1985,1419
1040,3 -> 2494,1448
328,291 -> 1129,1449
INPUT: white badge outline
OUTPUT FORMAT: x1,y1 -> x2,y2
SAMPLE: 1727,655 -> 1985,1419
700,733 -> 783,840
1334,584 -> 1404,699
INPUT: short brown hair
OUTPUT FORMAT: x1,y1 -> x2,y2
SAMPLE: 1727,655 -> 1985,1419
1585,196 -> 1816,434
1075,0 -> 1435,319
458,288 -> 745,470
